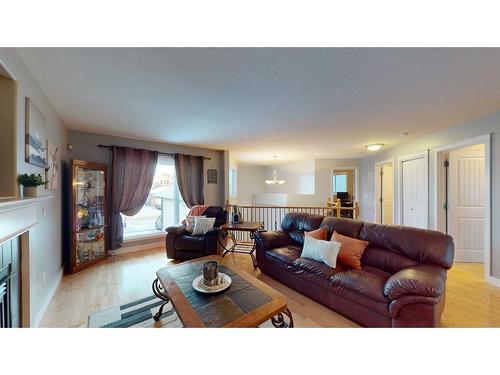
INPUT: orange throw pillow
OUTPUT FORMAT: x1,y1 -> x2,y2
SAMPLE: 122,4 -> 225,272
331,231 -> 369,269
305,227 -> 327,241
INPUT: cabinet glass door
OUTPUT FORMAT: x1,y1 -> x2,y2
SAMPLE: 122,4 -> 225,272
74,167 -> 106,267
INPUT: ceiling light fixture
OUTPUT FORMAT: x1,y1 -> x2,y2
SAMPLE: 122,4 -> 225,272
265,156 -> 285,186
365,143 -> 384,152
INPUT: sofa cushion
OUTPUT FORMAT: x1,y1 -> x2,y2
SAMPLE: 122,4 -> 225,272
361,246 -> 418,274
265,246 -> 301,268
330,266 -> 390,303
320,217 -> 364,240
175,235 -> 206,251
359,222 -> 454,269
291,257 -> 340,290
294,261 -> 390,317
281,213 -> 324,246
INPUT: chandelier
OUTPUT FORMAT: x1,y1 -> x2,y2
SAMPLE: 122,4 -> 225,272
265,156 -> 285,186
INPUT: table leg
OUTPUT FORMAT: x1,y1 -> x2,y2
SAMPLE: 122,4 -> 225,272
218,229 -> 235,257
152,277 -> 170,321
249,230 -> 259,269
271,308 -> 294,328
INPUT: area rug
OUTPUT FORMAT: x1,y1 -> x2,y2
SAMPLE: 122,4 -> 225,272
88,295 -> 182,328
88,295 -> 284,328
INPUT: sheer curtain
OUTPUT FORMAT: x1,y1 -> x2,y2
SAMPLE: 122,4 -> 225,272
109,146 -> 159,249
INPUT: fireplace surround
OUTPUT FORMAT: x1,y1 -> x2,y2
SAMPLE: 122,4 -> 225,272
0,195 -> 53,327
0,237 -> 21,327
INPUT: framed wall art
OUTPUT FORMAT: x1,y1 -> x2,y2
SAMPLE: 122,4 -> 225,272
25,97 -> 48,168
207,165 -> 217,184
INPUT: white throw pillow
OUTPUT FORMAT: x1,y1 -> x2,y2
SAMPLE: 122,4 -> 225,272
192,216 -> 216,236
185,215 -> 206,233
301,235 -> 341,268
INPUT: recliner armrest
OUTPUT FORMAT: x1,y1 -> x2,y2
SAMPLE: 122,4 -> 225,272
384,265 -> 446,301
255,230 -> 291,250
166,225 -> 189,237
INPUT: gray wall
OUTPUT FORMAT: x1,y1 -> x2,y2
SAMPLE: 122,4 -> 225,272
0,48 -> 68,325
314,158 -> 362,205
235,163 -> 266,204
67,130 -> 226,207
359,111 -> 500,277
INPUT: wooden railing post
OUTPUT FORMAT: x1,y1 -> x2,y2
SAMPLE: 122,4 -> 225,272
335,199 -> 341,218
354,201 -> 360,220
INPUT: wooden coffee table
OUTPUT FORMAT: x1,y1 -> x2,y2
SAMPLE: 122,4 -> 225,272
152,255 -> 293,328
218,221 -> 264,269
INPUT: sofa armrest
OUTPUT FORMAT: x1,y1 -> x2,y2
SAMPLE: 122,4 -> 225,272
166,225 -> 189,236
384,265 -> 446,301
255,230 -> 291,250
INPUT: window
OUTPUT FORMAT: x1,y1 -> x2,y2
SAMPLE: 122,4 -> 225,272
332,173 -> 347,193
122,155 -> 190,238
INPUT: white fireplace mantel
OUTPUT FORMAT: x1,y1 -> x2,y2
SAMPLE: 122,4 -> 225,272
0,195 -> 55,327
0,196 -> 54,244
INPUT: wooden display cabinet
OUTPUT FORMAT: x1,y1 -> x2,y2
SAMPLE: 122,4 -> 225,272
69,159 -> 109,273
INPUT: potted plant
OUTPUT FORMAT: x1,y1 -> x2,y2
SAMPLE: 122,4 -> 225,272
18,173 -> 45,197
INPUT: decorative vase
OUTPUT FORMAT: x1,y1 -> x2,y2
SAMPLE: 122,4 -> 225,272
23,186 -> 39,197
232,211 -> 241,224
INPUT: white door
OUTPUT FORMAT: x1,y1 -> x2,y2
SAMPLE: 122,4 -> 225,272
401,156 -> 428,229
448,145 -> 485,262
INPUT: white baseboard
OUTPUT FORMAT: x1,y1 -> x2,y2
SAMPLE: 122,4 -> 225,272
486,275 -> 500,288
108,241 -> 165,256
35,267 -> 63,327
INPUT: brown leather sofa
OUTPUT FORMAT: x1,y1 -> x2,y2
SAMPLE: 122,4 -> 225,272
255,213 -> 454,327
166,206 -> 227,261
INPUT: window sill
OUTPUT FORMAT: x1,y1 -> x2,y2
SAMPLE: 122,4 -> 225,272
123,231 -> 166,242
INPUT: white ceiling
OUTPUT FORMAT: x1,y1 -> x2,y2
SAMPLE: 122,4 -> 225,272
16,48 -> 500,164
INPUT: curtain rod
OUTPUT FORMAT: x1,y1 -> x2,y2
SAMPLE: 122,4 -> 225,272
98,144 -> 212,160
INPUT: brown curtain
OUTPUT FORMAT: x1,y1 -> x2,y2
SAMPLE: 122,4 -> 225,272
174,153 -> 204,208
109,146 -> 159,249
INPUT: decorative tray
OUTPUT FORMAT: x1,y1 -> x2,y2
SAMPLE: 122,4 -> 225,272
192,273 -> 232,294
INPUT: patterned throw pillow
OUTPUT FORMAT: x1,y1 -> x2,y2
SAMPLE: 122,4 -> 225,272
185,215 -> 206,233
302,235 -> 341,268
192,217 -> 216,236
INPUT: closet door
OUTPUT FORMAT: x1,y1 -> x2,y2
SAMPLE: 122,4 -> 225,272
401,155 -> 428,229
448,147 -> 485,262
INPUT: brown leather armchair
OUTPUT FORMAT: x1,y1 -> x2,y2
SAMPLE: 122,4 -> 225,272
255,213 -> 454,327
165,206 -> 227,261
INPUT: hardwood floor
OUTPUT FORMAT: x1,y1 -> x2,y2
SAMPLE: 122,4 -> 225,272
40,247 -> 500,327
